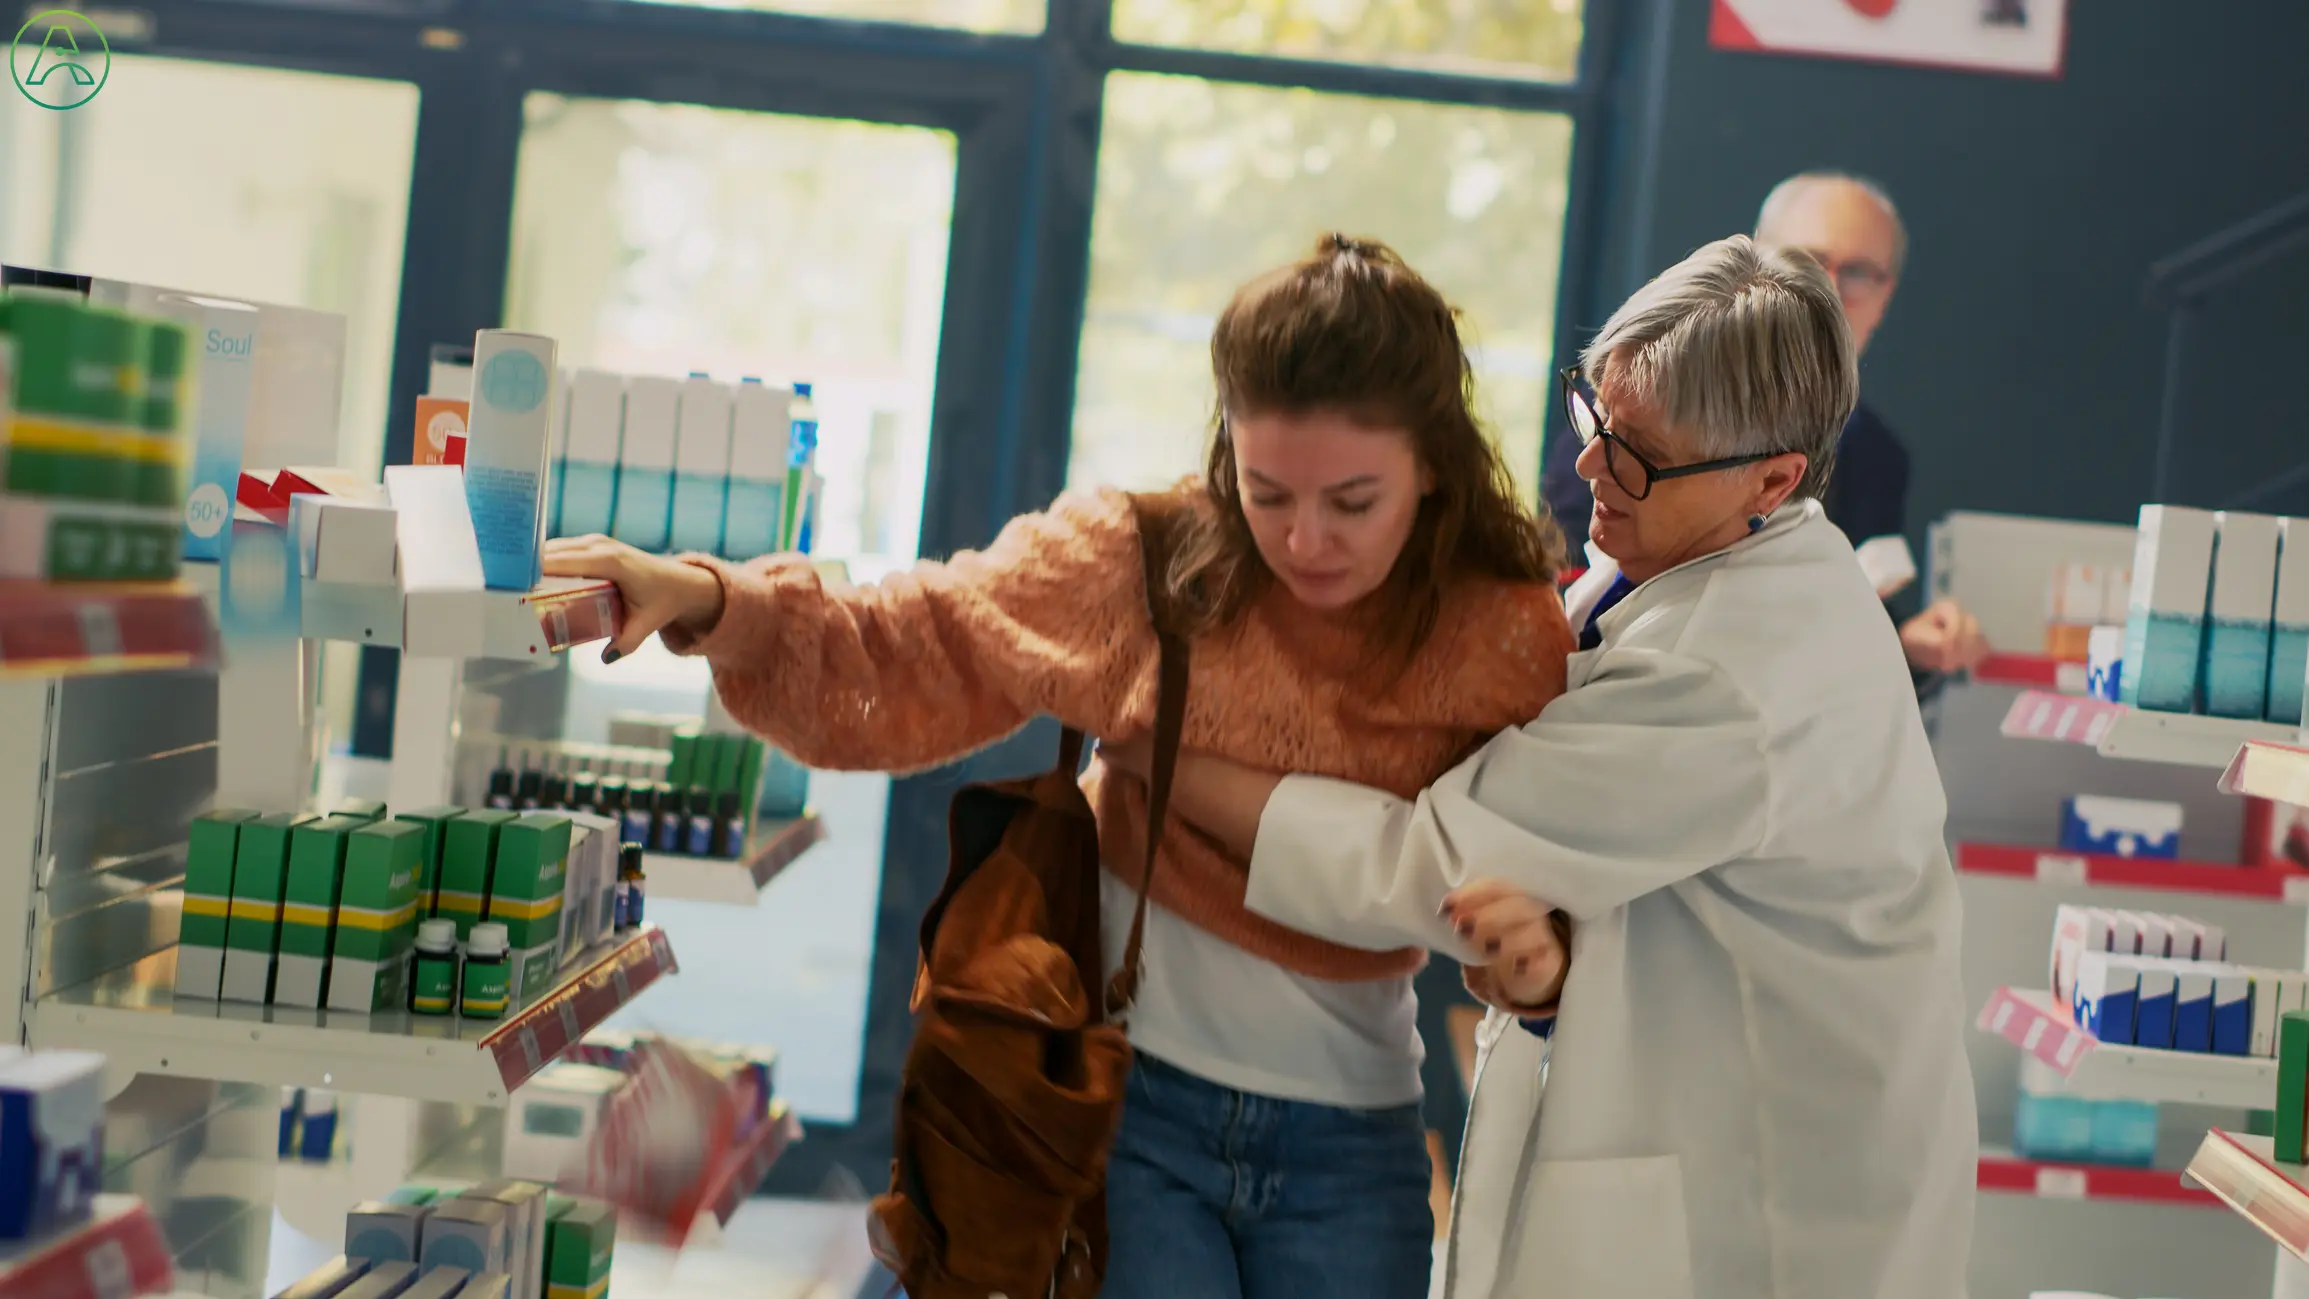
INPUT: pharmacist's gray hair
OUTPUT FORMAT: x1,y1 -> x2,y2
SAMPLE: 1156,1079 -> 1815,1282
1755,171 -> 1909,275
1579,235 -> 1857,501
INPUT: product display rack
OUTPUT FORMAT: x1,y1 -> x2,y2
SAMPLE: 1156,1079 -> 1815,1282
641,816 -> 826,906
28,926 -> 676,1106
1979,1150 -> 2220,1208
1977,987 -> 2278,1108
2002,687 -> 2305,770
1958,841 -> 2309,902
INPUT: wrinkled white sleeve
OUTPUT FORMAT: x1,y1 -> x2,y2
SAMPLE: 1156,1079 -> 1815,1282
1242,648 -> 1772,948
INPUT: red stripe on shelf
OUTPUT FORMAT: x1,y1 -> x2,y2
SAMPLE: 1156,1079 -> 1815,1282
1957,842 -> 2309,901
1977,1155 -> 2217,1206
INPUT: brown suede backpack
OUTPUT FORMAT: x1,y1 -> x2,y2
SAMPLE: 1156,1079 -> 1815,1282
867,495 -> 1187,1299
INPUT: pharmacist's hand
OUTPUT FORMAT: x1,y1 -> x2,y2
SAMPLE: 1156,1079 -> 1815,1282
1900,598 -> 1988,676
543,535 -> 726,663
1443,878 -> 1570,1011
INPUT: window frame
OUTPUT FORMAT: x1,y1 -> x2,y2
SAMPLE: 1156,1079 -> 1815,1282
92,0 -> 1629,1195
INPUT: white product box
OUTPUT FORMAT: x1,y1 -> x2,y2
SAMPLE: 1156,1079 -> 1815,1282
2272,518 -> 2309,726
2049,562 -> 2104,625
558,370 -> 626,539
245,303 -> 347,470
387,465 -> 487,658
2086,624 -> 2125,702
609,375 -> 680,552
723,379 -> 792,561
463,331 -> 560,592
2122,505 -> 2218,713
430,345 -> 473,401
501,1062 -> 625,1183
2173,965 -> 2216,1051
671,375 -> 734,555
546,368 -> 571,538
1854,534 -> 1915,599
2255,968 -> 2285,1056
2109,911 -> 2146,956
420,1198 -> 510,1278
2101,566 -> 2133,626
2213,966 -> 2253,1055
2171,917 -> 2207,961
291,496 -> 399,585
2199,920 -> 2228,961
2072,950 -> 2140,1043
2137,911 -> 2175,959
2134,961 -> 2180,1049
150,293 -> 259,561
0,1050 -> 105,1238
2051,904 -> 2114,1007
2206,511 -> 2283,719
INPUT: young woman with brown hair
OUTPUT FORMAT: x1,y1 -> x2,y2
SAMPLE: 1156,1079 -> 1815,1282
544,233 -> 1576,1299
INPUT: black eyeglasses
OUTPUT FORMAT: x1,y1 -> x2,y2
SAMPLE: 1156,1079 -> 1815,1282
1560,367 -> 1781,501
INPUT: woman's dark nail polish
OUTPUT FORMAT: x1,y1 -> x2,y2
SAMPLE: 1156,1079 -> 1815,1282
1484,939 -> 1501,955
601,647 -> 623,665
1455,920 -> 1474,938
1514,957 -> 1529,974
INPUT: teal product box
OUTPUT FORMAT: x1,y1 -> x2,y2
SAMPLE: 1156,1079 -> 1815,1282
153,292 -> 258,562
546,367 -> 570,539
347,1201 -> 430,1265
2205,510 -> 2281,720
609,375 -> 677,553
557,369 -> 624,539
758,747 -> 809,820
2271,516 -> 2309,725
178,808 -> 258,1000
221,505 -> 306,640
420,1198 -> 510,1278
465,330 -> 560,591
670,373 -> 732,555
273,1256 -> 374,1299
2121,504 -> 2217,713
722,378 -> 789,561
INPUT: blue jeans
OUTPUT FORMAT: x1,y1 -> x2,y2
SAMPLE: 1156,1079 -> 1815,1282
1102,1053 -> 1434,1299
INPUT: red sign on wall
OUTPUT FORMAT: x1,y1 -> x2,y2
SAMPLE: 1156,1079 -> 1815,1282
1709,0 -> 2068,79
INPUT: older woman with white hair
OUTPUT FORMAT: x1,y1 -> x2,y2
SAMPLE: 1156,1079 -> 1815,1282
1099,234 -> 1976,1299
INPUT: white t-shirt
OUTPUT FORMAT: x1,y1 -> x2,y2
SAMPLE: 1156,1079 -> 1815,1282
1099,869 -> 1424,1109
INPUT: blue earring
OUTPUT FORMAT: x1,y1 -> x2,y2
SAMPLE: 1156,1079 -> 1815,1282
1747,514 -> 1766,534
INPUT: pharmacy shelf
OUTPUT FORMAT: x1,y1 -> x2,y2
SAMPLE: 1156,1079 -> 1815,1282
642,816 -> 826,906
2225,740 -> 2309,810
28,926 -> 678,1106
702,1104 -> 802,1229
1976,988 -> 2277,1108
2002,689 -> 2302,769
1977,1151 -> 2218,1207
1973,653 -> 2089,694
0,1195 -> 175,1299
301,576 -> 622,662
1957,842 -> 2309,903
2186,1130 -> 2309,1260
0,581 -> 216,680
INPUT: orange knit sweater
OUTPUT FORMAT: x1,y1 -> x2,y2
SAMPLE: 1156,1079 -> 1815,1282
662,484 -> 1574,982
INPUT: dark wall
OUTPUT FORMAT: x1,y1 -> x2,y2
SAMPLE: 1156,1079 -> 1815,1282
1582,0 -> 2309,545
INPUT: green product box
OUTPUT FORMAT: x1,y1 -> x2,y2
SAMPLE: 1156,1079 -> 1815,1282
221,812 -> 315,1004
441,809 -> 517,941
175,808 -> 257,1001
394,805 -> 465,916
274,815 -> 366,1009
709,733 -> 745,796
387,1186 -> 442,1207
735,737 -> 765,829
2280,1011 -> 2309,1164
329,820 -> 426,1014
336,799 -> 387,822
544,1197 -> 615,1299
489,813 -> 570,1004
666,727 -> 701,788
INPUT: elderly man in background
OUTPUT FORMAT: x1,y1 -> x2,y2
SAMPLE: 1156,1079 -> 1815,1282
1543,169 -> 1989,679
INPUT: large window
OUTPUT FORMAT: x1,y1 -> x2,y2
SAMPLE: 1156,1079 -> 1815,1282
1112,0 -> 1585,79
615,0 -> 1043,32
1069,72 -> 1575,505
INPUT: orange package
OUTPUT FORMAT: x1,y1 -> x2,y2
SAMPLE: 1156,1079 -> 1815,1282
414,395 -> 469,467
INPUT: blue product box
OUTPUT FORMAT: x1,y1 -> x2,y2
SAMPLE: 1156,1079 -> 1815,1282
609,376 -> 677,554
464,331 -> 559,592
0,1051 -> 106,1241
2014,1059 -> 2094,1162
2073,950 -> 2139,1044
2089,1099 -> 2160,1167
2121,505 -> 2217,713
2058,795 -> 2183,860
2135,963 -> 2178,1048
558,370 -> 625,540
2174,966 -> 2216,1052
2213,968 -> 2253,1056
2086,625 -> 2124,703
157,294 -> 259,563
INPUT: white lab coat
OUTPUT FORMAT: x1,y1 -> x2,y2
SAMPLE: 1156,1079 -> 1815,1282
1242,499 -> 1976,1299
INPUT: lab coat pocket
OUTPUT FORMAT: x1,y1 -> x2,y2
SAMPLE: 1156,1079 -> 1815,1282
1506,1155 -> 1693,1299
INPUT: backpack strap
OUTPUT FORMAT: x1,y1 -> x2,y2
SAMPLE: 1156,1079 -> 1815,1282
1103,493 -> 1190,1018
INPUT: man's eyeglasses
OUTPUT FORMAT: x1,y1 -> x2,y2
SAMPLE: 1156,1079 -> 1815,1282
1561,367 -> 1781,502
